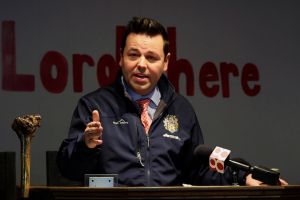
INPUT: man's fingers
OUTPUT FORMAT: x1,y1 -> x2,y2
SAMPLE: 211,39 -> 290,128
89,139 -> 103,145
279,178 -> 288,186
86,138 -> 103,148
84,110 -> 103,149
85,127 -> 102,134
87,121 -> 102,129
92,110 -> 100,122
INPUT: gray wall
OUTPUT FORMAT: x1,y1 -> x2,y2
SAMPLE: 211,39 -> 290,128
1,0 -> 299,185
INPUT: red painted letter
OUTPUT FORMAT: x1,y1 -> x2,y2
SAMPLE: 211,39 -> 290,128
97,54 -> 119,87
220,62 -> 239,97
242,63 -> 261,96
167,28 -> 194,96
40,51 -> 68,93
2,21 -> 34,91
199,62 -> 219,97
73,54 -> 94,92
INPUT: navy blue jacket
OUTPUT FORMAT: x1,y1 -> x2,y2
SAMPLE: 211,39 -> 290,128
57,74 -> 245,186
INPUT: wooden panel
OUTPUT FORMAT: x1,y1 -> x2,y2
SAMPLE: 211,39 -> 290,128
27,185 -> 300,200
0,152 -> 16,200
46,151 -> 81,186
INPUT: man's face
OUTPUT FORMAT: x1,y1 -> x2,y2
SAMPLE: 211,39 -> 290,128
119,33 -> 170,95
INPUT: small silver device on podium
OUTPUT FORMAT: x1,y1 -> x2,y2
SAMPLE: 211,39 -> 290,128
84,174 -> 118,187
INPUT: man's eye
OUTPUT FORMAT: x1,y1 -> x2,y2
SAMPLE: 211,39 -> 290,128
147,56 -> 159,62
128,53 -> 139,59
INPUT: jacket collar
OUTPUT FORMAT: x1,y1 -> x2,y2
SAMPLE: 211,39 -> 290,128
114,72 -> 175,105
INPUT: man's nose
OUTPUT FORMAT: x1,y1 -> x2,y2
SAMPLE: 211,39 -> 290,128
137,56 -> 147,68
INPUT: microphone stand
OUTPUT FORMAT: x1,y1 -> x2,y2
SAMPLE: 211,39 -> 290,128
231,169 -> 239,186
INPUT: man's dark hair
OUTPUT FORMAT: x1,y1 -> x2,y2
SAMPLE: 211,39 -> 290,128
120,16 -> 169,56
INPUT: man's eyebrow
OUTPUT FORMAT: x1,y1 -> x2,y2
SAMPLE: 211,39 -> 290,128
128,47 -> 138,51
127,48 -> 139,52
127,48 -> 160,56
146,51 -> 160,56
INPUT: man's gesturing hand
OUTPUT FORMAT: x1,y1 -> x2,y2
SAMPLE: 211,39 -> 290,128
84,110 -> 103,148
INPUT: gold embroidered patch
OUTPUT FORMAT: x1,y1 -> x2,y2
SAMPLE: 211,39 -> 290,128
163,115 -> 179,133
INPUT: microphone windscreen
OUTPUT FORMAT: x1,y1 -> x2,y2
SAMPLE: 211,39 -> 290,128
209,146 -> 231,173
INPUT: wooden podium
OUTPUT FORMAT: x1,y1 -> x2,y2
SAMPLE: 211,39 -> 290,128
27,185 -> 300,200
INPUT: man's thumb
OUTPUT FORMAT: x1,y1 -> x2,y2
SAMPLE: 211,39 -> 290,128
92,110 -> 100,122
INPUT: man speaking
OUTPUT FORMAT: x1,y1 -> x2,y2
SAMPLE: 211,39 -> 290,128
56,16 -> 287,186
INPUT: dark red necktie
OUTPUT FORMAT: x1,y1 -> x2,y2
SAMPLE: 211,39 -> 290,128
137,99 -> 152,134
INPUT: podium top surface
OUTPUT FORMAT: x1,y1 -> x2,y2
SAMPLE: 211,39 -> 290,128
28,185 -> 300,200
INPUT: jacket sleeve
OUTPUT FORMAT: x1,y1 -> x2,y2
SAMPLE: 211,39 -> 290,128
56,97 -> 102,182
183,112 -> 247,186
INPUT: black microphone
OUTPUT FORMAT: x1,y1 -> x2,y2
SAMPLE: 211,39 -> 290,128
194,145 -> 280,185
194,145 -> 251,172
251,165 -> 280,185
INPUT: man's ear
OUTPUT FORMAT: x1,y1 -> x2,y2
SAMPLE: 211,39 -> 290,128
163,53 -> 171,71
119,49 -> 123,66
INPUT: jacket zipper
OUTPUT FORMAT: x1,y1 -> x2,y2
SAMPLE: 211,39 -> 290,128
146,134 -> 151,185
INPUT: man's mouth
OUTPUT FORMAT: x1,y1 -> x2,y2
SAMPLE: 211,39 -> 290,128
134,73 -> 148,79
132,73 -> 149,84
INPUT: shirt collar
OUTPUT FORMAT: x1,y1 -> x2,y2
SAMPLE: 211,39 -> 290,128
121,76 -> 161,107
